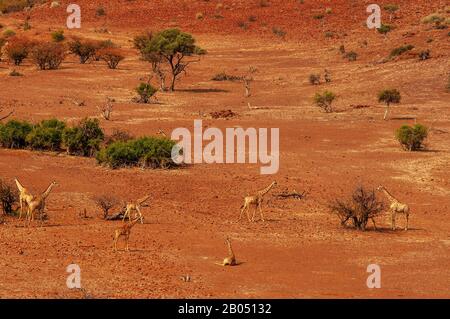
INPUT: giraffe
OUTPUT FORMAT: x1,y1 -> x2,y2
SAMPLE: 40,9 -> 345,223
113,216 -> 144,252
122,195 -> 150,222
26,181 -> 57,227
239,181 -> 277,222
377,185 -> 410,231
215,237 -> 237,266
14,178 -> 34,219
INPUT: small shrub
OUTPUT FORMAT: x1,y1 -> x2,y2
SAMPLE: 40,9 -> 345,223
419,50 -> 430,60
395,124 -> 428,151
26,119 -> 66,151
96,136 -> 177,169
5,37 -> 31,65
62,118 -> 104,157
421,14 -> 445,24
237,21 -> 249,30
68,38 -> 98,64
377,23 -> 393,35
389,44 -> 414,58
314,90 -> 336,113
0,179 -> 18,216
338,44 -> 345,54
211,72 -> 242,81
0,120 -> 33,149
378,89 -> 401,106
31,42 -> 65,70
104,129 -> 133,146
248,15 -> 257,22
9,69 -> 22,76
330,186 -> 384,231
272,27 -> 286,38
51,30 -> 65,42
94,194 -> 119,219
259,0 -> 270,8
135,83 -> 157,103
309,74 -> 321,85
195,12 -> 204,20
3,29 -> 16,38
325,8 -> 332,14
96,6 -> 106,16
344,51 -> 357,61
313,14 -> 324,20
97,48 -> 124,69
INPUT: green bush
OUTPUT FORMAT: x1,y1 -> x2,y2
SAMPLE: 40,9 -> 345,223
344,51 -> 357,61
31,41 -> 65,70
62,118 -> 104,156
68,38 -> 98,64
26,119 -> 66,151
97,136 -> 177,169
135,83 -> 157,103
0,120 -> 32,149
395,124 -> 428,151
389,44 -> 414,58
314,90 -> 336,113
377,23 -> 393,35
51,30 -> 65,42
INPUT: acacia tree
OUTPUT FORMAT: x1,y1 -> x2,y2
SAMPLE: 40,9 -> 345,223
143,29 -> 206,91
378,89 -> 401,120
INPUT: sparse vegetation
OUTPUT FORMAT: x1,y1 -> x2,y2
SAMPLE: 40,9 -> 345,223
330,186 -> 385,231
9,69 -> 22,76
396,124 -> 428,151
96,136 -> 177,169
314,90 -> 336,113
3,29 -> 16,38
96,6 -> 106,17
384,4 -> 399,21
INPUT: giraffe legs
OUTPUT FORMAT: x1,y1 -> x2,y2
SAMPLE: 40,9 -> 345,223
405,213 -> 409,231
391,210 -> 396,230
239,203 -> 251,222
259,202 -> 265,222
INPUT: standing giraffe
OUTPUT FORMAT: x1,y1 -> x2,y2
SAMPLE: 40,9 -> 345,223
377,185 -> 410,231
113,216 -> 144,252
122,195 -> 150,222
239,181 -> 277,222
26,181 -> 57,226
14,178 -> 34,219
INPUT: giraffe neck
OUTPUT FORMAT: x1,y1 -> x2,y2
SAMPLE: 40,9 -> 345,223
382,188 -> 398,203
259,182 -> 275,197
226,240 -> 235,258
137,195 -> 150,205
15,179 -> 25,193
42,183 -> 55,200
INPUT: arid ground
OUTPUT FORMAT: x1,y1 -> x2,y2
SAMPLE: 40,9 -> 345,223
0,0 -> 449,298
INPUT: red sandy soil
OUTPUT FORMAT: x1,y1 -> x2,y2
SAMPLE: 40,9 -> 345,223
0,1 -> 449,298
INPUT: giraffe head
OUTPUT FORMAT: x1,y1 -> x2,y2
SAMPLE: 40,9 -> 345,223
376,185 -> 385,191
271,181 -> 277,187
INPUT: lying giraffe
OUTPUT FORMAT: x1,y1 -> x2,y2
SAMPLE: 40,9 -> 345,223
14,178 -> 34,219
215,237 -> 237,266
239,181 -> 277,222
122,195 -> 150,222
377,185 -> 410,231
26,181 -> 57,227
113,216 -> 144,252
